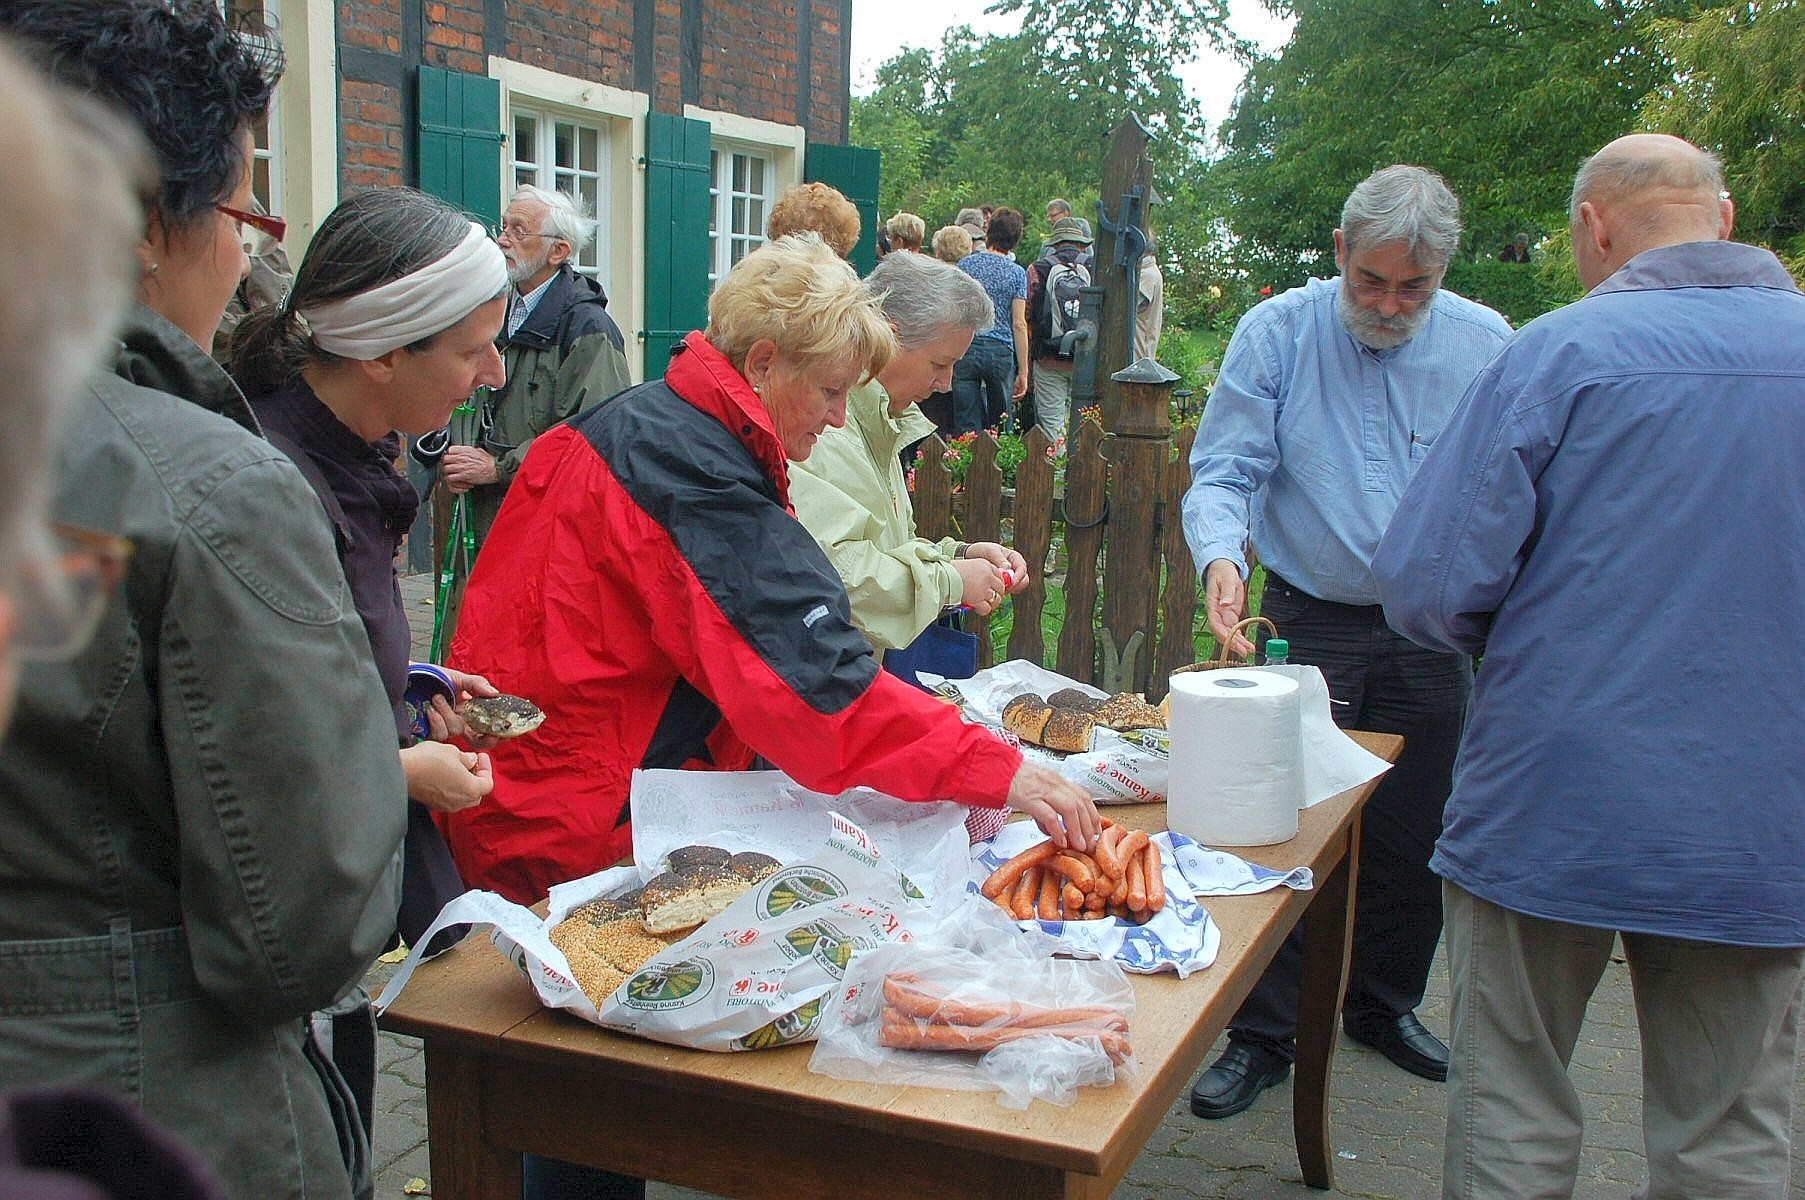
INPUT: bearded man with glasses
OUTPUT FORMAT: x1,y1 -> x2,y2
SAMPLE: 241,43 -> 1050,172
417,184 -> 632,563
1179,165 -> 1512,1121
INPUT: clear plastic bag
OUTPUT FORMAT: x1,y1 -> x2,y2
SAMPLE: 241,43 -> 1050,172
809,898 -> 1135,1107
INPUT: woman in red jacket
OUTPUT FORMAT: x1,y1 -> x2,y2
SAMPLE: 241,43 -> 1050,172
443,233 -> 1097,904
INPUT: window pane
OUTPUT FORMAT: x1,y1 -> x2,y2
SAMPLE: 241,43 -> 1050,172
515,115 -> 537,161
554,122 -> 574,169
580,127 -> 598,173
747,156 -> 765,194
733,154 -> 749,193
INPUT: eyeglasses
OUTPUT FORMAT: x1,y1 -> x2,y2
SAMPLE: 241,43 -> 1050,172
14,524 -> 133,663
495,221 -> 553,243
1347,280 -> 1437,304
216,203 -> 287,257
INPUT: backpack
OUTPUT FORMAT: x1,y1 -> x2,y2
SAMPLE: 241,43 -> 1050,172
1042,256 -> 1091,358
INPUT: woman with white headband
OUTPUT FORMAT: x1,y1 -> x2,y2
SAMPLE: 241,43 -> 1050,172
231,184 -> 510,1163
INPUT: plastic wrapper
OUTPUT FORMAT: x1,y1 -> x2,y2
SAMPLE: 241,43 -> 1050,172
376,815 -> 942,1052
916,660 -> 1169,805
810,899 -> 1135,1108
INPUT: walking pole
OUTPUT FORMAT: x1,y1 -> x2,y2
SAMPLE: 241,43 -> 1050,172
428,495 -> 464,664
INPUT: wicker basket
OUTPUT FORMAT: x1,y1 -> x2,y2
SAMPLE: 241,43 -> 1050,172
1171,616 -> 1279,676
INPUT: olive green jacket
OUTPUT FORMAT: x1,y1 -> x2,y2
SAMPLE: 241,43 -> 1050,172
0,305 -> 407,1200
468,266 -> 632,546
789,379 -> 963,658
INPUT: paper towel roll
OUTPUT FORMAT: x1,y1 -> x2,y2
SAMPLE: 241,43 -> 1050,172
1166,668 -> 1303,847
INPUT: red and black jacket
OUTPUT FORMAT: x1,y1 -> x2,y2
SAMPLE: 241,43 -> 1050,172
440,332 -> 1020,903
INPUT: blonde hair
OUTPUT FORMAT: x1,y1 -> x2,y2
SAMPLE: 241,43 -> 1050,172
0,43 -> 146,585
707,233 -> 895,382
766,182 -> 862,258
883,211 -> 926,252
932,225 -> 973,263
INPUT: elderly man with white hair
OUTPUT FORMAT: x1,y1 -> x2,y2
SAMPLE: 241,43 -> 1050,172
1181,165 -> 1512,1120
434,184 -> 632,553
1376,134 -> 1805,1199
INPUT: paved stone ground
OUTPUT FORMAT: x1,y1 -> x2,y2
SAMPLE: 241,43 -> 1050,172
375,574 -> 1804,1198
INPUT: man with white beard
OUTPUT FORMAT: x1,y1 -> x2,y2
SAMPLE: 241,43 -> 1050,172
432,185 -> 632,554
1179,165 -> 1511,1120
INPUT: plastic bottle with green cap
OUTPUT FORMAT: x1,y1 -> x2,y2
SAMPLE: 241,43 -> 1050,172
1263,638 -> 1290,667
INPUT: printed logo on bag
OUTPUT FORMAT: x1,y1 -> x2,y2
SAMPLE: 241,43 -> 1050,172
733,996 -> 825,1051
621,956 -> 715,1010
778,920 -> 865,978
758,867 -> 847,918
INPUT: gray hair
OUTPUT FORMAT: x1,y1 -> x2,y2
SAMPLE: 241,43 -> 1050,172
1340,165 -> 1462,268
1046,197 -> 1071,218
0,46 -> 145,587
866,252 -> 993,347
1569,142 -> 1724,225
511,184 -> 597,254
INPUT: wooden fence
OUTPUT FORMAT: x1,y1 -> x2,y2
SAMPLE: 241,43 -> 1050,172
911,413 -> 1202,702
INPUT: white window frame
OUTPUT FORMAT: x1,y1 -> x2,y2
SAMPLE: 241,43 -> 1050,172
683,107 -> 804,289
706,143 -> 774,286
490,59 -> 649,383
508,105 -> 612,285
219,0 -> 283,214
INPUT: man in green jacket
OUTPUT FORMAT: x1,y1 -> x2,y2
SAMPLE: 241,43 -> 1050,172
437,185 -> 633,552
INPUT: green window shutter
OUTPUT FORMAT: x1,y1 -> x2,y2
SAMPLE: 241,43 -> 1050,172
805,142 -> 881,275
416,66 -> 505,229
641,112 -> 713,379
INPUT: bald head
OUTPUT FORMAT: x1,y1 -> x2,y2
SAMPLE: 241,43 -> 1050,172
1569,134 -> 1733,288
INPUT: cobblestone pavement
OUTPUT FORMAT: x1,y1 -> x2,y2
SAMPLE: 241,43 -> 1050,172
377,575 -> 1804,1199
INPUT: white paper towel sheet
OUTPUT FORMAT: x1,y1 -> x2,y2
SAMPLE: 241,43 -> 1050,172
1165,666 -> 1392,847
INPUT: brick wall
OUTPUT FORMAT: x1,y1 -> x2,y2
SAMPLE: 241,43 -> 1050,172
335,0 -> 849,193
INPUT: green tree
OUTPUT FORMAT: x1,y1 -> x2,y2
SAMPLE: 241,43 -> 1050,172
1215,0 -> 1703,287
1641,1 -> 1805,266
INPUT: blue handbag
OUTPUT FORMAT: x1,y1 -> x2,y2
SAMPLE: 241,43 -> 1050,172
882,611 -> 979,689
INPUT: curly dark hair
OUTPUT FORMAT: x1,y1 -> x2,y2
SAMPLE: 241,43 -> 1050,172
0,0 -> 282,232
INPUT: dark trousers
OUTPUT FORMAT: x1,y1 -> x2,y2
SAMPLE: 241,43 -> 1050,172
522,1156 -> 645,1200
950,336 -> 1015,433
1229,572 -> 1472,1061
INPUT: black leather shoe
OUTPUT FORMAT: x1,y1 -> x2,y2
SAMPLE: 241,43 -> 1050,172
1344,1011 -> 1449,1081
1188,1042 -> 1291,1119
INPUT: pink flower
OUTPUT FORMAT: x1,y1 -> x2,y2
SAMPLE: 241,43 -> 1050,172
1259,285 -> 1273,296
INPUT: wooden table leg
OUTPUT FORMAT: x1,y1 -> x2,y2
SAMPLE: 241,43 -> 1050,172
1292,813 -> 1361,1190
424,1044 -> 523,1200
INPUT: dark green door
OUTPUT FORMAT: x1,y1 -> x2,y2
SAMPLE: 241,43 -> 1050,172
805,142 -> 881,275
642,112 -> 713,379
415,66 -> 505,229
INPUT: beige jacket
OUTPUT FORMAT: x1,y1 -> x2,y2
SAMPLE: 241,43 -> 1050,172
789,380 -> 963,657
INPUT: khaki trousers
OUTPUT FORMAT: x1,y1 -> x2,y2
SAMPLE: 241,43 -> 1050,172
1443,881 -> 1804,1200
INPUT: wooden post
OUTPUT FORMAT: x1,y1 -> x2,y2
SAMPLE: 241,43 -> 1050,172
1094,116 -> 1155,432
1100,359 -> 1177,695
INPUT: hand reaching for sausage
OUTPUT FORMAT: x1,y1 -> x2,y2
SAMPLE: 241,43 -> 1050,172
1005,761 -> 1100,852
401,741 -> 494,813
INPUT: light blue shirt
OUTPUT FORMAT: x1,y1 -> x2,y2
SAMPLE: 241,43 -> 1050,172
507,272 -> 556,339
1182,277 -> 1511,604
1374,241 -> 1805,946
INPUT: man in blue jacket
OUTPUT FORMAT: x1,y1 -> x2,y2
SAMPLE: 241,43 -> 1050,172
1182,166 -> 1511,1119
1375,133 -> 1805,1199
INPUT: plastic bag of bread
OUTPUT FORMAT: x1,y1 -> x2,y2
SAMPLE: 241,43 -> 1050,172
809,901 -> 1136,1108
921,660 -> 1173,806
377,814 -> 939,1051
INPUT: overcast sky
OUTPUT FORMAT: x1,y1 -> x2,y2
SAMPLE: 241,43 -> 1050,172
846,0 -> 1294,140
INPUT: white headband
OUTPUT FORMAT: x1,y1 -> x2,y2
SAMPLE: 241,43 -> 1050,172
299,222 -> 508,359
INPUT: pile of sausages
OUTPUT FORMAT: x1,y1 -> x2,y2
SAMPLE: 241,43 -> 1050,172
979,820 -> 1167,924
874,972 -> 1131,1063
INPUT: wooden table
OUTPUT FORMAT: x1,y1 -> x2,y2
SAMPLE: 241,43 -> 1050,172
382,730 -> 1402,1199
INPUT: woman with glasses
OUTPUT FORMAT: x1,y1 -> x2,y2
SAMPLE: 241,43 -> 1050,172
0,6 -> 412,1199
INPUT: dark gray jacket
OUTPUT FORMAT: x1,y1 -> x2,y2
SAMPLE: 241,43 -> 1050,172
0,305 -> 407,1200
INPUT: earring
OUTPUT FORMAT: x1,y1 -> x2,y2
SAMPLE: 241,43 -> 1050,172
145,262 -> 159,277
